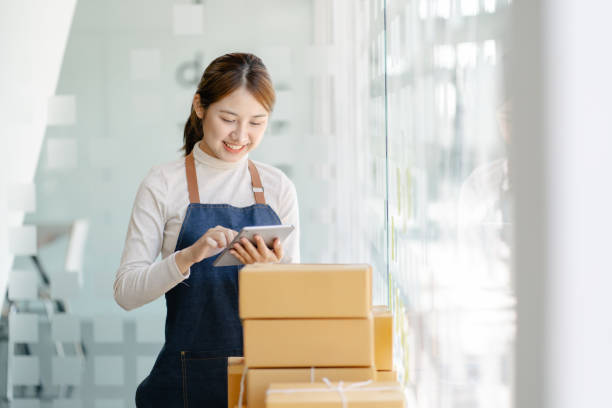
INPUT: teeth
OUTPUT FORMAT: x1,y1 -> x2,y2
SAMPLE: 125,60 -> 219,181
224,142 -> 243,150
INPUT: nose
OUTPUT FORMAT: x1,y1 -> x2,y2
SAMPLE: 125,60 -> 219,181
230,123 -> 248,144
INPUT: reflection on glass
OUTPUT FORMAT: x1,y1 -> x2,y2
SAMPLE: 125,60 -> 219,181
93,357 -> 124,386
51,357 -> 83,386
384,0 -> 514,406
8,313 -> 39,343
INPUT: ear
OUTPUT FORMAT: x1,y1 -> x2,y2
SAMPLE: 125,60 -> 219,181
193,93 -> 205,119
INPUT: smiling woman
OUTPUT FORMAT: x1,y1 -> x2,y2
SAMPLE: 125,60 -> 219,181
113,52 -> 300,408
182,53 -> 276,160
195,87 -> 269,160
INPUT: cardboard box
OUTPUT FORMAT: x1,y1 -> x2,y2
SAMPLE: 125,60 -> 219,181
239,264 -> 372,319
243,318 -> 374,368
246,367 -> 375,408
376,370 -> 397,382
265,381 -> 405,407
228,357 -> 245,408
373,305 -> 393,371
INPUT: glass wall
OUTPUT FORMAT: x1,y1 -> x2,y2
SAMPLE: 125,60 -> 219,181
383,0 -> 514,407
322,1 -> 514,405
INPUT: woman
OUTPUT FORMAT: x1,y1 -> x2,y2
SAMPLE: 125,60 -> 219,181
113,53 -> 300,407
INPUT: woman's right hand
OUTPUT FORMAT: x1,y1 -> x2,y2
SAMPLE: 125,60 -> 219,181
175,226 -> 237,274
190,225 -> 238,262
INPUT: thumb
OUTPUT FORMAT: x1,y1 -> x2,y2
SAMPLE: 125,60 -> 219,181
205,237 -> 218,247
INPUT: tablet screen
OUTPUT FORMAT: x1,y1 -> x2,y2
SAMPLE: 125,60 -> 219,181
212,224 -> 295,267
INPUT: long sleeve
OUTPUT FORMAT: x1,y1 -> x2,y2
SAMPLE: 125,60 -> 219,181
113,167 -> 190,311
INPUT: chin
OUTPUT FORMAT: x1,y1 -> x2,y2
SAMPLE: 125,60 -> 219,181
223,155 -> 244,162
219,150 -> 247,162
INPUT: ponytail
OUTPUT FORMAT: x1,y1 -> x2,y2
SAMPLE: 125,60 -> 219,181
182,105 -> 203,156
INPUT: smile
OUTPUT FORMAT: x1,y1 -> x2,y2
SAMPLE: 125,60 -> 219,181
223,141 -> 247,153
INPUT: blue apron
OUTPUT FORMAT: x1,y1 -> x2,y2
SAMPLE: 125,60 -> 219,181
135,153 -> 281,407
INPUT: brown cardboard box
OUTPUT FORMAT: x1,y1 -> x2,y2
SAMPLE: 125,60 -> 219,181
239,264 -> 372,319
228,357 -> 245,408
376,370 -> 398,382
246,367 -> 375,408
243,317 -> 374,368
265,381 -> 405,407
373,305 -> 393,371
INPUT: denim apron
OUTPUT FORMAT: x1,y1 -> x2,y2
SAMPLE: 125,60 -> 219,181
135,152 -> 281,407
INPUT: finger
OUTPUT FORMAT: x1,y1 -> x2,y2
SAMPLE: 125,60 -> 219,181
205,237 -> 218,248
240,237 -> 261,260
211,232 -> 227,248
222,226 -> 236,242
233,243 -> 253,263
214,226 -> 230,240
254,235 -> 271,256
229,249 -> 246,264
217,227 -> 237,246
219,229 -> 230,246
272,238 -> 283,261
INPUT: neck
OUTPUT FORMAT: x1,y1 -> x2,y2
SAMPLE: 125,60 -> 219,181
198,139 -> 219,159
192,141 -> 247,170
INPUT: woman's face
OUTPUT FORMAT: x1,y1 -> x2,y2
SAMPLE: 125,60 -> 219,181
194,86 -> 269,162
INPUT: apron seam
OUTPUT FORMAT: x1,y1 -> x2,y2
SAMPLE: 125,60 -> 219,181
175,205 -> 193,250
181,351 -> 188,408
181,356 -> 235,360
179,349 -> 243,358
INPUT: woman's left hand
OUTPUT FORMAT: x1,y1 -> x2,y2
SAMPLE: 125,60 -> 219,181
229,235 -> 283,264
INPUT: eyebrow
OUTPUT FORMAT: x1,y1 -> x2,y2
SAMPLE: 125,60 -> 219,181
219,109 -> 267,118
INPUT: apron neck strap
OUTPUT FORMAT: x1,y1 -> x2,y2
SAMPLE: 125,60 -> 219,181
185,152 -> 199,204
248,160 -> 266,205
184,153 -> 267,205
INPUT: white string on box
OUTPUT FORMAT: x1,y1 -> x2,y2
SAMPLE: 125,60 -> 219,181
266,378 -> 403,408
310,366 -> 315,383
323,378 -> 348,407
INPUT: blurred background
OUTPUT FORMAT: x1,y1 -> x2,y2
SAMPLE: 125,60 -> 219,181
1,0 -> 611,407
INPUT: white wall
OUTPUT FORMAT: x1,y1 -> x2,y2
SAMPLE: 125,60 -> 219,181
0,0 -> 77,301
514,1 -> 612,407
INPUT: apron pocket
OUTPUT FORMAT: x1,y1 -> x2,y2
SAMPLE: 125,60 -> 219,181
180,351 -> 227,408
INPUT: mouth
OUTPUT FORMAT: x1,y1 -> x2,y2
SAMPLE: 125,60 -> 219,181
223,141 -> 248,153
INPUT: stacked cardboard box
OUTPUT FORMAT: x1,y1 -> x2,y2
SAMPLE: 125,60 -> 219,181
228,357 -> 245,408
266,381 -> 405,407
238,264 -> 377,408
372,305 -> 397,381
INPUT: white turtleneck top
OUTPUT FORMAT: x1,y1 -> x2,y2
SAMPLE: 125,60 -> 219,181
113,142 -> 300,311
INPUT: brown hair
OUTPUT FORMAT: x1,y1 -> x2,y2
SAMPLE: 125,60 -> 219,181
182,53 -> 276,156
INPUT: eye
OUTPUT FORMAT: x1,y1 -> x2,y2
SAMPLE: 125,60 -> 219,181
250,122 -> 262,126
221,118 -> 235,123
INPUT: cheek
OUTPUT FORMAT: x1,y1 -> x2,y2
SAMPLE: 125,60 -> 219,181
203,121 -> 229,142
251,126 -> 266,142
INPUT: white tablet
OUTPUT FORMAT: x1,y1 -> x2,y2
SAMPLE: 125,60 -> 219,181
212,224 -> 295,267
